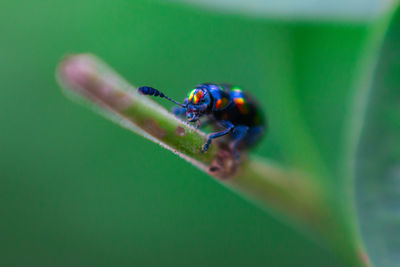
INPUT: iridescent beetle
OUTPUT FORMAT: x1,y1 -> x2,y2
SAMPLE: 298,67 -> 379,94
138,83 -> 266,160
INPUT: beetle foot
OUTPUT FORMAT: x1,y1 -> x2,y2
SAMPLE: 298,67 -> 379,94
201,142 -> 210,153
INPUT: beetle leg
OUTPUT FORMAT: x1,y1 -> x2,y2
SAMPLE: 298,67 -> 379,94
201,120 -> 234,153
229,125 -> 249,160
243,126 -> 264,147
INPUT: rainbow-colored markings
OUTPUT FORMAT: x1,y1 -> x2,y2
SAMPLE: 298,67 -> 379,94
231,87 -> 248,114
233,97 -> 248,114
215,97 -> 229,110
188,89 -> 204,104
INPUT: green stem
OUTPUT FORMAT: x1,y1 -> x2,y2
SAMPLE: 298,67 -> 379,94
57,54 -> 364,266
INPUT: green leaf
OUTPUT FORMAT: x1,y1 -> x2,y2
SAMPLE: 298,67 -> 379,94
356,9 -> 400,266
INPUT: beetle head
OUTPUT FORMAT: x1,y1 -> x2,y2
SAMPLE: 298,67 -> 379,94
185,87 -> 211,122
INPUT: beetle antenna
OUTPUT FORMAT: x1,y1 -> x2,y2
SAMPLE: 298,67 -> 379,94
138,86 -> 186,107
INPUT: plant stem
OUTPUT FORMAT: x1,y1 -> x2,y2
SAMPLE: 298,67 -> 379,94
57,54 -> 365,266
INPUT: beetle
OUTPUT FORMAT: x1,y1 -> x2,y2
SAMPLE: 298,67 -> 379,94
138,83 -> 266,160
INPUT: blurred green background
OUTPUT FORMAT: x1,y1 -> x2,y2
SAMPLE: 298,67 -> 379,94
1,0 -> 395,266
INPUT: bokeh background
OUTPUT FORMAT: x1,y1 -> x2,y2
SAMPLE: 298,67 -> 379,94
1,0 -> 397,266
